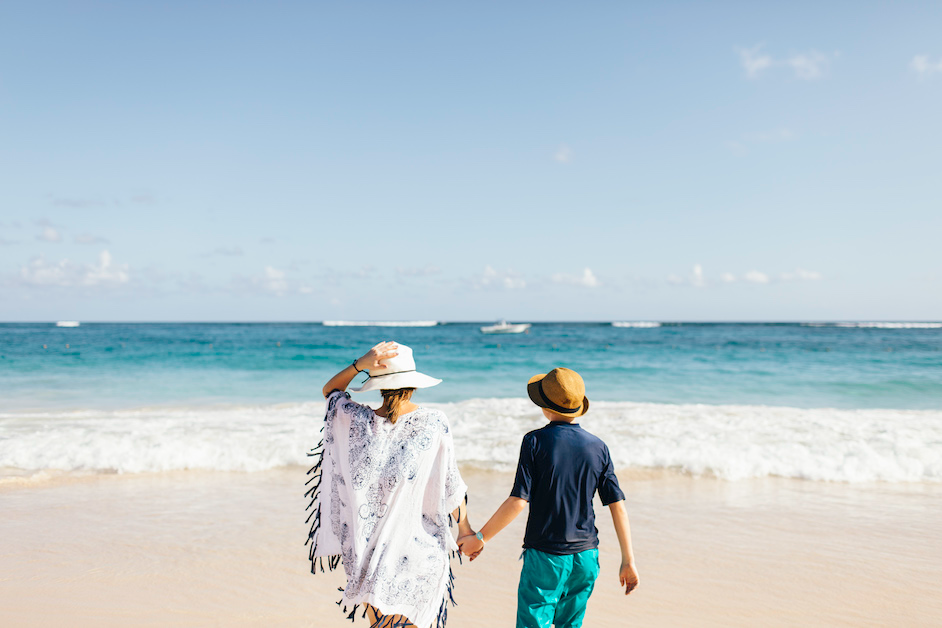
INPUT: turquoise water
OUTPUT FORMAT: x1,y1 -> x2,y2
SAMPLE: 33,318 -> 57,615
1,322 -> 940,411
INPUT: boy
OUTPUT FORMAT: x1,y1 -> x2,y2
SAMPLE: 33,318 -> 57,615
458,367 -> 639,628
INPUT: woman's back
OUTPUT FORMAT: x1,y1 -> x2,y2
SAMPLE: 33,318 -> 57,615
311,389 -> 466,628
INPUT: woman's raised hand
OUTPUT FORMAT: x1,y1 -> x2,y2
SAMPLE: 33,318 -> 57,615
355,341 -> 399,373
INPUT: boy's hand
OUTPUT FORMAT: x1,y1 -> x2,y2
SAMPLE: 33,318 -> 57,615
619,562 -> 639,595
457,534 -> 484,560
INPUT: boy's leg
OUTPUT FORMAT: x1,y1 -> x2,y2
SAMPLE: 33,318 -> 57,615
517,549 -> 573,628
552,549 -> 600,628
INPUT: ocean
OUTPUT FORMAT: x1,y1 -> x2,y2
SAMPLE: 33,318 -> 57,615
1,321 -> 940,483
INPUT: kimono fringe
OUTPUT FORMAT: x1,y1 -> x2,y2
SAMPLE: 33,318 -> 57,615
434,564 -> 457,628
332,567 -> 457,628
304,425 -> 342,574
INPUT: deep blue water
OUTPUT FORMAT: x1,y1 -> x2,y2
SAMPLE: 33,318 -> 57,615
1,322 -> 940,411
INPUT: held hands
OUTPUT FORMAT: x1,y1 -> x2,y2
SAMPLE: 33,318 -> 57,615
456,533 -> 484,561
355,341 -> 398,373
619,561 -> 639,595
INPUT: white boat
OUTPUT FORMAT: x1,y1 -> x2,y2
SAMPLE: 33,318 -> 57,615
480,320 -> 531,334
56,321 -> 80,327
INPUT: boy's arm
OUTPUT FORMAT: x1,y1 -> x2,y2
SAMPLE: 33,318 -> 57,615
457,496 -> 528,560
608,499 -> 639,595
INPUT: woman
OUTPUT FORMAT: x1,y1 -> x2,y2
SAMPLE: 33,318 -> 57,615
306,341 -> 475,628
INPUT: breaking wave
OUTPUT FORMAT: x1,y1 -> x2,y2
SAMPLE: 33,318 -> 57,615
322,321 -> 440,327
802,322 -> 942,329
2,398 -> 940,483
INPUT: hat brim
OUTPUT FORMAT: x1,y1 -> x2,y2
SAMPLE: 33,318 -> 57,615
351,371 -> 442,393
527,373 -> 589,418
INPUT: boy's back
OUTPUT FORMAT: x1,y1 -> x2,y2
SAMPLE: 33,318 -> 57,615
512,422 -> 624,554
459,367 -> 639,628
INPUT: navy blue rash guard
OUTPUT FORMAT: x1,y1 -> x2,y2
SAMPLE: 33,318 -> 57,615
511,421 -> 625,555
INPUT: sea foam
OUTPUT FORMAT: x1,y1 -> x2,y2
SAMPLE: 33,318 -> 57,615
1,399 -> 940,483
803,322 -> 942,329
322,320 -> 439,327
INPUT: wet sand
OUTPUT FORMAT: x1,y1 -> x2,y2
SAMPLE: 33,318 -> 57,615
1,468 -> 941,627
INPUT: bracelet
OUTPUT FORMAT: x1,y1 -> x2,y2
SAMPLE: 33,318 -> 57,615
351,359 -> 363,373
475,531 -> 485,543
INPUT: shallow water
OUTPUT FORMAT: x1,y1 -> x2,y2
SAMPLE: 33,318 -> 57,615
2,322 -> 940,483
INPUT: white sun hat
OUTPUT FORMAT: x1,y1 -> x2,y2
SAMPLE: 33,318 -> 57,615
351,343 -> 442,393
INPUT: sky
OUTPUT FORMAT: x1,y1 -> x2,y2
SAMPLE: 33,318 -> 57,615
1,1 -> 940,322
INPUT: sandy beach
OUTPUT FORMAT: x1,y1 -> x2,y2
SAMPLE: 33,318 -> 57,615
2,467 -> 940,627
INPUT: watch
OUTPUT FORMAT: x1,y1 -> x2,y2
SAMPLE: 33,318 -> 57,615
475,531 -> 485,543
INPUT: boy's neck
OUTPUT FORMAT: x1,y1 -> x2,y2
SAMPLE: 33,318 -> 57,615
543,408 -> 577,424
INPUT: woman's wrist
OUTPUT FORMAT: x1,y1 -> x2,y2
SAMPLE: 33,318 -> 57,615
352,358 -> 364,373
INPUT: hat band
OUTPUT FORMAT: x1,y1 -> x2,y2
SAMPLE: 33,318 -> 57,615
538,381 -> 581,414
366,369 -> 416,380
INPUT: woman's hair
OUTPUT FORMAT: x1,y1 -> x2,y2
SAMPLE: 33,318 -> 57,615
380,388 -> 415,424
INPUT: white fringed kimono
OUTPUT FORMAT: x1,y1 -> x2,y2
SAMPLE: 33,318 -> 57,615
306,391 -> 468,628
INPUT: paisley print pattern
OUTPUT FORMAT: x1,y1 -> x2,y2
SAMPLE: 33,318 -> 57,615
308,391 -> 467,628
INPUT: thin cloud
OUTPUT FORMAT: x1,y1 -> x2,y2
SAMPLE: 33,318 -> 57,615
231,266 -> 296,296
911,55 -> 942,77
786,52 -> 831,80
17,250 -> 129,287
202,246 -> 244,258
670,266 -> 823,287
551,268 -> 600,288
262,266 -> 287,295
737,46 -> 772,79
554,144 -> 573,164
744,270 -> 770,284
780,268 -> 823,282
74,234 -> 110,245
722,268 -> 823,284
50,193 -> 157,208
36,226 -> 62,243
51,197 -> 102,208
749,128 -> 795,142
396,265 -> 442,278
691,264 -> 705,287
667,264 -> 706,288
737,46 -> 836,80
472,265 -> 526,290
0,238 -> 19,245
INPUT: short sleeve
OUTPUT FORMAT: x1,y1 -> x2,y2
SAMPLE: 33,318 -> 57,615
597,445 -> 625,506
510,435 -> 534,501
325,389 -> 367,423
325,389 -> 351,415
424,412 -> 468,518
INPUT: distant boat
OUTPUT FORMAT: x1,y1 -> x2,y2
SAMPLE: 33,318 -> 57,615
612,321 -> 661,328
480,320 -> 531,334
56,321 -> 80,327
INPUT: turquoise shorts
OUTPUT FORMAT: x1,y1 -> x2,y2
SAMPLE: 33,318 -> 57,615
516,548 -> 600,628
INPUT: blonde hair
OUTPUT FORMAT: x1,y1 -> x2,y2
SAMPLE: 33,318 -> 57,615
380,388 -> 415,424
